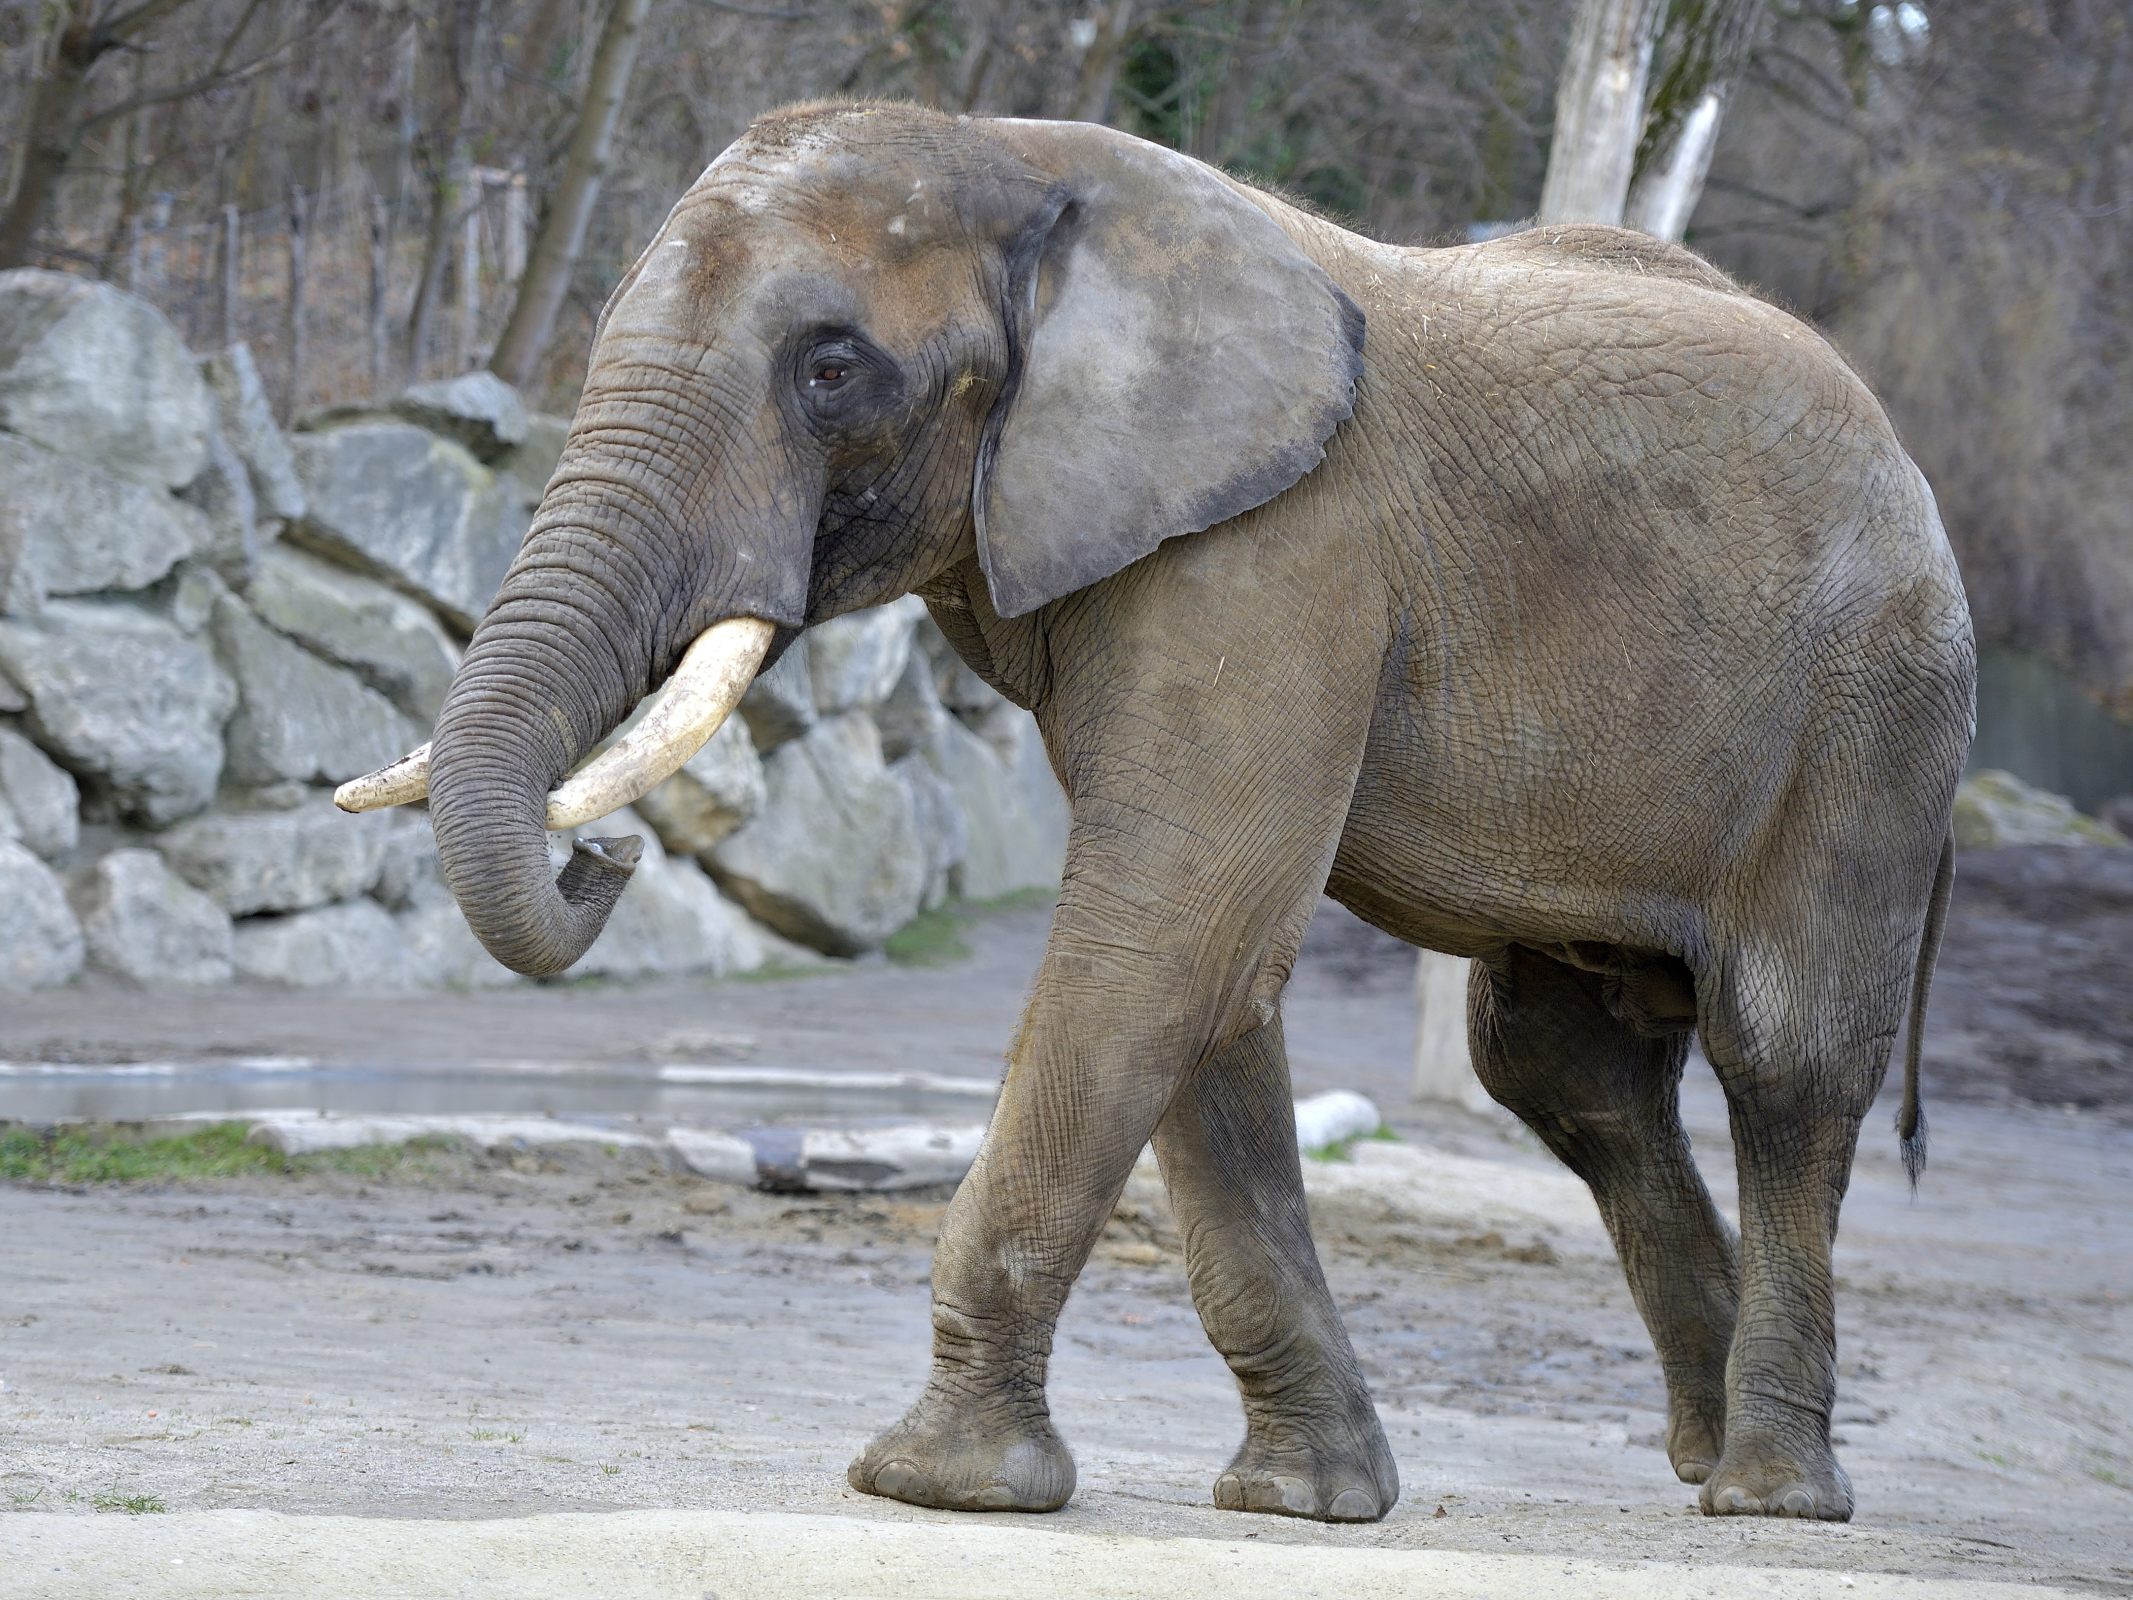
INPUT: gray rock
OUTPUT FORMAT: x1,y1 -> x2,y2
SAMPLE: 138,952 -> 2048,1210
199,343 -> 305,522
0,600 -> 234,825
632,717 -> 766,857
577,850 -> 767,982
710,713 -> 928,955
0,837 -> 83,989
70,848 -> 233,986
809,597 -> 924,713
372,810 -> 446,911
0,269 -> 213,489
178,426 -> 265,585
926,711 -> 1068,901
892,753 -> 968,911
392,371 -> 529,459
875,647 -> 947,762
398,900 -> 520,989
287,421 -> 520,630
0,432 -> 211,606
245,544 -> 460,722
497,411 -> 570,499
211,592 -> 423,786
232,898 -> 412,988
1953,769 -> 2126,849
158,793 -> 393,916
0,724 -> 78,859
738,643 -> 815,752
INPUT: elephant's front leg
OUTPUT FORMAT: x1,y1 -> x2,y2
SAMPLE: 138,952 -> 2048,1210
1155,1014 -> 1398,1521
850,626 -> 1370,1513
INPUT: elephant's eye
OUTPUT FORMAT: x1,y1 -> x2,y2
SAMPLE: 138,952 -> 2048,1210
809,363 -> 849,389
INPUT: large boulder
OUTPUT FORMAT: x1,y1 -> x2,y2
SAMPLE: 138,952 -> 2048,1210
157,792 -> 395,915
232,898 -> 412,988
0,270 -> 213,489
0,600 -> 234,825
180,427 -> 266,584
198,343 -> 305,522
875,649 -> 948,762
892,753 -> 968,911
0,433 -> 211,608
926,711 -> 1068,900
1954,769 -> 2127,849
573,817 -> 767,981
397,899 -> 519,989
632,716 -> 766,857
0,838 -> 83,989
211,591 -> 423,785
738,644 -> 815,752
244,545 -> 459,723
70,848 -> 234,986
391,371 -> 529,459
286,420 -> 523,630
808,597 -> 924,713
710,712 -> 928,955
0,724 -> 79,859
496,411 -> 570,500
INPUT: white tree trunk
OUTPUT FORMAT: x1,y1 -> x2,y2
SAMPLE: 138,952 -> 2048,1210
1412,949 -> 1496,1113
1623,86 -> 1725,240
1536,0 -> 1667,226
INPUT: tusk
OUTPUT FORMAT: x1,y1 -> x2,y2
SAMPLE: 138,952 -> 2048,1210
335,742 -> 431,813
331,615 -> 777,829
543,615 -> 775,830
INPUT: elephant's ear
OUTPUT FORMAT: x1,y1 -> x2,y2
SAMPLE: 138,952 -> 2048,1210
973,121 -> 1365,619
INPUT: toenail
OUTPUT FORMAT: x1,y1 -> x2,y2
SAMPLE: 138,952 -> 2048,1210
1213,1473 -> 1245,1511
1274,1475 -> 1316,1515
1778,1487 -> 1815,1517
973,1483 -> 1020,1510
872,1460 -> 931,1503
1327,1488 -> 1379,1521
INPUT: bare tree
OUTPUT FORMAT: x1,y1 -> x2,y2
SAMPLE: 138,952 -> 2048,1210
1537,0 -> 1763,238
0,0 -> 314,269
488,0 -> 651,390
1536,0 -> 1667,224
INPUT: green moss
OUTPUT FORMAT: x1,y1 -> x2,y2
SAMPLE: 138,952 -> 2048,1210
1304,1124 -> 1398,1164
883,907 -> 974,968
0,1124 -> 463,1187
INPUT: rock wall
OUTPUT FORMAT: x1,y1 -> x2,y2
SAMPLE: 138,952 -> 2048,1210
0,270 -> 1066,991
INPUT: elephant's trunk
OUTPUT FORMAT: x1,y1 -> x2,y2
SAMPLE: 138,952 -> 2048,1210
426,524 -> 655,978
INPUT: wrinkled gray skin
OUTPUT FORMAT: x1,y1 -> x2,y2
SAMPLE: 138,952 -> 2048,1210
425,103 -> 1975,1525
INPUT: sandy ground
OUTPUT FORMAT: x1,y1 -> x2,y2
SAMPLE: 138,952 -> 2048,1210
2,848 -> 2129,1596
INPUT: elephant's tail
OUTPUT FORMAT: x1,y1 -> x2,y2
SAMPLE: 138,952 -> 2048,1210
1897,829 -> 1955,1191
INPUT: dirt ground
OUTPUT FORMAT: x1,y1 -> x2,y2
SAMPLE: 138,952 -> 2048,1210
2,846 -> 2129,1594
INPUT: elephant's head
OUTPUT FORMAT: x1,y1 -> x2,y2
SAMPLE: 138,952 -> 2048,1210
336,104 -> 1365,977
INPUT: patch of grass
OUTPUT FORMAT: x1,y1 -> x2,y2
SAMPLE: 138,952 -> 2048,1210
1976,1450 -> 2012,1468
1304,1124 -> 1399,1164
0,1124 -> 464,1188
1,1124 -> 282,1184
599,1464 -> 622,1477
964,886 -> 1058,914
91,1489 -> 167,1515
883,906 -> 973,968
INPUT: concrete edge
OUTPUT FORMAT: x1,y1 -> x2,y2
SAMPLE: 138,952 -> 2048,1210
0,1091 -> 1382,1195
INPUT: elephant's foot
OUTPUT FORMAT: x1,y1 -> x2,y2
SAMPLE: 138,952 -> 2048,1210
1212,1404 -> 1398,1523
1698,1431 -> 1853,1520
849,1387 -> 1075,1513
1664,1392 -> 1728,1486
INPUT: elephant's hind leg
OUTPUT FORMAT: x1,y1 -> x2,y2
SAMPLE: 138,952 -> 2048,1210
1468,946 -> 1739,1487
1153,1013 -> 1397,1522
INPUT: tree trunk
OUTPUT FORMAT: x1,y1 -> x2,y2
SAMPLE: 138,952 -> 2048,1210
1067,1 -> 1136,125
487,0 -> 651,393
0,0 -> 105,270
1623,85 -> 1724,239
1624,0 -> 1766,240
1536,0 -> 1666,226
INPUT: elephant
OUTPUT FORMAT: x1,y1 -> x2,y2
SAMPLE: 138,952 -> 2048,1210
338,101 -> 1975,1525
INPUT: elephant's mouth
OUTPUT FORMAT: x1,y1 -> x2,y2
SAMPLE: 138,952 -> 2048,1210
331,613 -> 777,831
